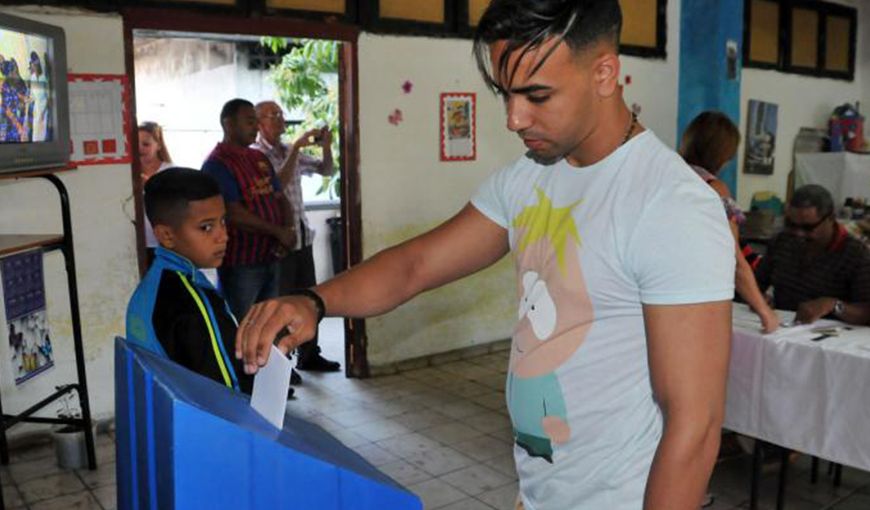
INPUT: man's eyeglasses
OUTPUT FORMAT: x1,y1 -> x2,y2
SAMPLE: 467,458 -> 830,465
785,213 -> 831,234
261,112 -> 284,121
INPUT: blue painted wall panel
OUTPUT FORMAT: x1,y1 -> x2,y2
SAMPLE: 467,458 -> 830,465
678,0 -> 744,194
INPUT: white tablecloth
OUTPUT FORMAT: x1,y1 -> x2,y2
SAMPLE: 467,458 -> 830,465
726,304 -> 870,471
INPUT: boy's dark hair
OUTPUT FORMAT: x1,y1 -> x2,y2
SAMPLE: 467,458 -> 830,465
144,168 -> 221,227
790,184 -> 835,219
219,98 -> 253,124
473,0 -> 622,93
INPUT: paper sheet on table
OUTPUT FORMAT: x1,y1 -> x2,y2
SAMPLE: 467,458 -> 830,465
250,345 -> 291,429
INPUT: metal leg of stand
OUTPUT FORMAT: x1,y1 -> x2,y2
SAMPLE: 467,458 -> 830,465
776,448 -> 790,510
0,393 -> 8,466
41,174 -> 96,470
810,456 -> 819,484
833,463 -> 843,487
749,440 -> 764,510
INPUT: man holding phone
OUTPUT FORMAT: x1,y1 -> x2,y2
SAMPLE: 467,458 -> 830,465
252,100 -> 340,372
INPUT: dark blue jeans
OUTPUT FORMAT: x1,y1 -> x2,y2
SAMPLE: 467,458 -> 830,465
218,261 -> 280,322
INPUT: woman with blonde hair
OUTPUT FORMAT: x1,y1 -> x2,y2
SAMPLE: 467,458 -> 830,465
138,121 -> 173,181
137,121 -> 174,262
681,111 -> 779,333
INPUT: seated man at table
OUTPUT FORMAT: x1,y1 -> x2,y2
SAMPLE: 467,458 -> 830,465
755,184 -> 870,325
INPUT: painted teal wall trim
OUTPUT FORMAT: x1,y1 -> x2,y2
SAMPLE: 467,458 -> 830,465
678,0 -> 744,194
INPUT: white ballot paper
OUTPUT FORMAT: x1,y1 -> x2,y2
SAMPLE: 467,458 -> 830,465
250,345 -> 291,429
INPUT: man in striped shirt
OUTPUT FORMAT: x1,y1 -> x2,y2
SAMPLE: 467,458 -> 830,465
755,184 -> 870,325
202,99 -> 295,324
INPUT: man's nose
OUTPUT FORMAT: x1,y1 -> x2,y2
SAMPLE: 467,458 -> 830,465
505,97 -> 531,133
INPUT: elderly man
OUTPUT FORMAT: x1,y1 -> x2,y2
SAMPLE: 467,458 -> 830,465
755,184 -> 870,324
251,100 -> 340,372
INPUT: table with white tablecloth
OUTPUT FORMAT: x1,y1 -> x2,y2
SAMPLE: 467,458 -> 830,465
726,304 -> 870,471
726,304 -> 870,509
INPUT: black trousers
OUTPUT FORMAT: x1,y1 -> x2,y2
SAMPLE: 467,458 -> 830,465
278,244 -> 322,362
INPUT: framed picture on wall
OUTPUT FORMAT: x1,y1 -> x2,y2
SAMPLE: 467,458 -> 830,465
744,99 -> 778,175
440,92 -> 476,162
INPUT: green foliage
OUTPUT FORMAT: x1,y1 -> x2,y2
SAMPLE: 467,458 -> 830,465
261,37 -> 340,199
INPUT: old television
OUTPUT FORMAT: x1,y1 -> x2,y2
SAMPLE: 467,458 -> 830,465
0,12 -> 69,173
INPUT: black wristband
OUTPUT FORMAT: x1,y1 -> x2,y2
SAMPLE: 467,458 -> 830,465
287,288 -> 326,324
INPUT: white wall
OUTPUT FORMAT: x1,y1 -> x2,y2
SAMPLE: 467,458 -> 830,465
621,0 -> 681,149
357,34 -> 516,366
0,6 -> 136,436
356,19 -> 681,366
737,0 -> 868,207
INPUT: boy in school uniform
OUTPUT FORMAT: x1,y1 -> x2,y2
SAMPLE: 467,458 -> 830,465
126,167 -> 266,395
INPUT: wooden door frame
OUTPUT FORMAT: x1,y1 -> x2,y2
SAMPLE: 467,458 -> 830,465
122,7 -> 370,377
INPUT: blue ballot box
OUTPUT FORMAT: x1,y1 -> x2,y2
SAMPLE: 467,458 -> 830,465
115,337 -> 422,510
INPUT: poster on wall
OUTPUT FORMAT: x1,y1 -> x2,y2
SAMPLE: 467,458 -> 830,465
1,250 -> 54,384
68,73 -> 132,166
440,92 -> 476,161
744,99 -> 778,175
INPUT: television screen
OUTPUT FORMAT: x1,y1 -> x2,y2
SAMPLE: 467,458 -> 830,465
0,28 -> 54,143
0,13 -> 68,174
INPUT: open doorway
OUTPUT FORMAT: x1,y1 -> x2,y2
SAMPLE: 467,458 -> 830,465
122,8 -> 367,377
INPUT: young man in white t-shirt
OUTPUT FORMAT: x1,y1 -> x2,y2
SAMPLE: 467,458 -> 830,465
235,1 -> 735,508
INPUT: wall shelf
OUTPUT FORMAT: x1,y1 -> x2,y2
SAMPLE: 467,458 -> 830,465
0,168 -> 97,509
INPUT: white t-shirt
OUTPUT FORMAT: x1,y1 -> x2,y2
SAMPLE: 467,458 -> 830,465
471,130 -> 734,510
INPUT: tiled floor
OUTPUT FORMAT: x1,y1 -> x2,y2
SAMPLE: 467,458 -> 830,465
2,321 -> 870,509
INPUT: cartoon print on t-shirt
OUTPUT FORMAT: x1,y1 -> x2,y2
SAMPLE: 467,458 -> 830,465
508,187 -> 594,463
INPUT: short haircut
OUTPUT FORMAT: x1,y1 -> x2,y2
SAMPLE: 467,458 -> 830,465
680,111 -> 741,174
144,168 -> 222,227
220,98 -> 254,124
473,0 -> 622,93
790,184 -> 835,219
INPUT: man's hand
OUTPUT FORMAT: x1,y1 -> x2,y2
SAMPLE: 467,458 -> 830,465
235,295 -> 319,374
293,128 -> 323,150
795,297 -> 836,324
316,126 -> 332,148
273,225 -> 296,250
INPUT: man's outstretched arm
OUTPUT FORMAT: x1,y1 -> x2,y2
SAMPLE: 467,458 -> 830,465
643,300 -> 731,510
235,203 -> 509,372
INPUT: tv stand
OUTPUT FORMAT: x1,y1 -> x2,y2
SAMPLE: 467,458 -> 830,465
0,168 -> 97,508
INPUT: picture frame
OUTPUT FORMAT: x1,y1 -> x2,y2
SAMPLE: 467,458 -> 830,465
439,92 -> 476,162
744,99 -> 778,175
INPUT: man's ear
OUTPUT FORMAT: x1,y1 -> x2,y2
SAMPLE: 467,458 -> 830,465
153,224 -> 176,249
592,51 -> 621,99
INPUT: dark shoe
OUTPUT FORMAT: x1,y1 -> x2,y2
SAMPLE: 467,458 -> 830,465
287,386 -> 295,400
290,368 -> 302,386
296,355 -> 341,372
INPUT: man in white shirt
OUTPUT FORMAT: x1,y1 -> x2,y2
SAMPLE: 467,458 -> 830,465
236,2 -> 734,508
251,100 -> 340,373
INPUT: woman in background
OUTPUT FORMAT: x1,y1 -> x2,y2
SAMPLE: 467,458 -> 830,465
681,111 -> 779,333
138,121 -> 174,264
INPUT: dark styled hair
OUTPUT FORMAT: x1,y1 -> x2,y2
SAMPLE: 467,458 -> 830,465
144,168 -> 222,227
219,98 -> 254,124
680,111 -> 741,174
473,0 -> 622,93
790,184 -> 835,219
